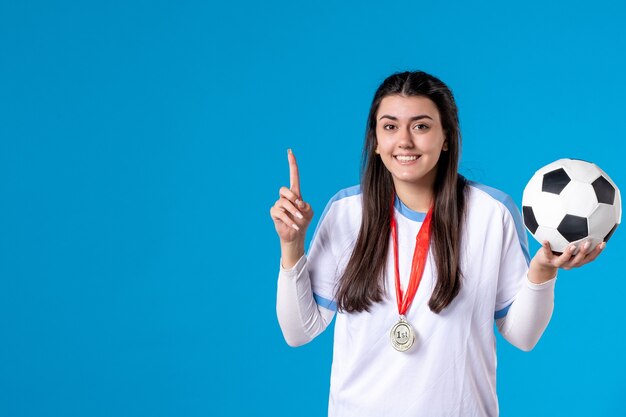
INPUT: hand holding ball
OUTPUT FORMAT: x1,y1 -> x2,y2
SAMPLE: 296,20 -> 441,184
522,159 -> 621,253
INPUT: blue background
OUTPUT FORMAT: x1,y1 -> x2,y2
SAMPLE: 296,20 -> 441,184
1,0 -> 625,416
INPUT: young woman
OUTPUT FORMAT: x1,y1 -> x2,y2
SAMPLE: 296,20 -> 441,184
269,71 -> 603,417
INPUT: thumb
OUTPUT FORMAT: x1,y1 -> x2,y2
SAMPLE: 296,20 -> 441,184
541,241 -> 554,259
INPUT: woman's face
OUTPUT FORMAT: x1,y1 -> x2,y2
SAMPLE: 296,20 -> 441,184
375,94 -> 447,191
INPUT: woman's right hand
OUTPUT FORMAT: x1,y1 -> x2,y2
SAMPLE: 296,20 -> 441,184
270,149 -> 314,250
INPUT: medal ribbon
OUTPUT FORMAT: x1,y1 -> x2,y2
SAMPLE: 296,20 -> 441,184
390,197 -> 433,316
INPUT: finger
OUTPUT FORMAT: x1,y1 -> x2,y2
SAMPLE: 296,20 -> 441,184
277,196 -> 304,220
288,149 -> 301,197
270,206 -> 301,231
279,186 -> 300,204
541,241 -> 555,261
280,186 -> 307,210
566,241 -> 592,268
299,201 -> 313,217
578,241 -> 605,265
552,244 -> 577,268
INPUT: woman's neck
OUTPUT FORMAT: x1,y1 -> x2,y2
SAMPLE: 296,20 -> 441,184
393,181 -> 434,213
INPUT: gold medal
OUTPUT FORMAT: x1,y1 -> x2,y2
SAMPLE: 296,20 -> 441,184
390,316 -> 415,352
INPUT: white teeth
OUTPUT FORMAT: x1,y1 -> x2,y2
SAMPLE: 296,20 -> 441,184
395,155 -> 418,162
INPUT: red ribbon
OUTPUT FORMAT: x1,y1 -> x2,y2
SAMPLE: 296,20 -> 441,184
390,198 -> 433,316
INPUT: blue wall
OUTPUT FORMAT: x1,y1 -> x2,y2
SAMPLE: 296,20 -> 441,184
1,0 -> 625,415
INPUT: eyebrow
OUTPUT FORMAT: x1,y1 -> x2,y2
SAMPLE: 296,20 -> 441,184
378,114 -> 434,121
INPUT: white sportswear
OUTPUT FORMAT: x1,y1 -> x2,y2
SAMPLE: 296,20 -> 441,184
276,182 -> 556,417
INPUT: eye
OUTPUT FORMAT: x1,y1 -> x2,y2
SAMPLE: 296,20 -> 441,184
413,123 -> 429,130
383,124 -> 396,131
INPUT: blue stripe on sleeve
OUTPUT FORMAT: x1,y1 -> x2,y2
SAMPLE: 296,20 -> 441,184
306,186 -> 359,313
468,181 -> 531,265
494,303 -> 512,319
308,185 -> 361,252
314,293 -> 338,311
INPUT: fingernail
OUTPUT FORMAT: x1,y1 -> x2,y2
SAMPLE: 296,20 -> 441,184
292,223 -> 300,231
295,211 -> 303,219
569,245 -> 577,252
287,148 -> 292,154
600,242 -> 606,250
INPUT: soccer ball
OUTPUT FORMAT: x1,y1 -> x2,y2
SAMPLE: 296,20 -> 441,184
522,159 -> 621,253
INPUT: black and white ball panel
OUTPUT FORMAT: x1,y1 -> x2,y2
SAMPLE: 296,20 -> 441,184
592,176 -> 616,205
542,168 -> 570,194
561,158 -> 606,183
522,206 -> 539,235
588,204 -> 618,242
559,181 -> 597,217
533,225 -> 570,252
557,214 -> 588,243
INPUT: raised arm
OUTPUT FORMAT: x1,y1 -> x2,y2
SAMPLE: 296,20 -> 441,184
270,150 -> 334,346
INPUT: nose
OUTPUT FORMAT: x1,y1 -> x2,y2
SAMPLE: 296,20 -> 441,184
398,126 -> 414,148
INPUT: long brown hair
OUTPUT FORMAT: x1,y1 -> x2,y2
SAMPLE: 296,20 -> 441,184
336,71 -> 467,314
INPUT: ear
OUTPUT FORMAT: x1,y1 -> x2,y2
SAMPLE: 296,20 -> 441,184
375,145 -> 380,154
442,140 -> 448,152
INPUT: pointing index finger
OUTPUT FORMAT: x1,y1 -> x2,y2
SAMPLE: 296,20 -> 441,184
288,149 -> 301,197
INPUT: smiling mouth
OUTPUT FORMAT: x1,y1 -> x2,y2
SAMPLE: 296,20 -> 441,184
394,155 -> 420,162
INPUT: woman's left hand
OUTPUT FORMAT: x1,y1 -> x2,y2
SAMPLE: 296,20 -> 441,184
528,240 -> 606,284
